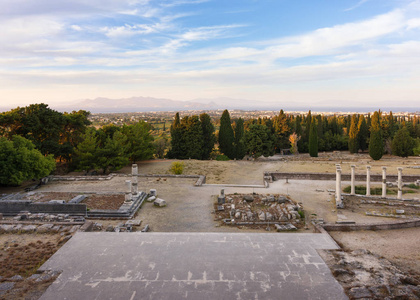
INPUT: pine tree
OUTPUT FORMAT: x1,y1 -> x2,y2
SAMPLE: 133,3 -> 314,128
392,126 -> 415,157
348,114 -> 359,153
369,111 -> 383,160
357,115 -> 369,152
234,118 -> 246,159
309,118 -> 318,157
218,109 -> 235,159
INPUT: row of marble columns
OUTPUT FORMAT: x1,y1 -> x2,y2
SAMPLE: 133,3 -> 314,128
125,164 -> 139,202
336,165 -> 404,208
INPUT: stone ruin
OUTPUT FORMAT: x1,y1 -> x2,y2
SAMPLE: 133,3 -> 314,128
215,192 -> 303,231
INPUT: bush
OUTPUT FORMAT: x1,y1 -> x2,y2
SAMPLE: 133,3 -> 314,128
216,154 -> 229,161
169,162 -> 184,175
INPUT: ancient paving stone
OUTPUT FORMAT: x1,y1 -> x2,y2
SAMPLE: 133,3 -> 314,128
39,232 -> 346,300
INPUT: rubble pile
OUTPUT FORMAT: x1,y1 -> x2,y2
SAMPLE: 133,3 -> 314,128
215,193 -> 304,230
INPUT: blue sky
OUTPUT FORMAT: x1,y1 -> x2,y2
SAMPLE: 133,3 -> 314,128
0,0 -> 419,109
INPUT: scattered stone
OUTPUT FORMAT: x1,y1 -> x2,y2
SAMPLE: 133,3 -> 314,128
147,196 -> 156,202
9,275 -> 23,281
396,209 -> 405,214
106,225 -> 114,232
348,287 -> 372,299
141,224 -> 150,232
149,189 -> 157,196
243,195 -> 254,202
154,198 -> 167,207
37,223 -> 54,233
125,220 -> 142,226
21,225 -> 37,233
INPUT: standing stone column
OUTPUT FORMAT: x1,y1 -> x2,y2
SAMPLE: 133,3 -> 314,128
382,167 -> 387,198
350,165 -> 356,195
336,166 -> 342,208
132,164 -> 138,195
125,180 -> 132,202
366,166 -> 371,196
397,167 -> 403,200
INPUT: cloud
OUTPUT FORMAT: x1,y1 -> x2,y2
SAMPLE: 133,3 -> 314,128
344,0 -> 369,12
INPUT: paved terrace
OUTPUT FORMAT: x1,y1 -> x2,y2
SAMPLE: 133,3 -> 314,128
40,232 -> 347,300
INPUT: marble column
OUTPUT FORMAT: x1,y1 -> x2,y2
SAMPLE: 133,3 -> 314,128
336,167 -> 342,208
131,164 -> 138,195
350,165 -> 356,195
366,166 -> 371,196
382,167 -> 387,198
397,167 -> 403,200
125,180 -> 132,202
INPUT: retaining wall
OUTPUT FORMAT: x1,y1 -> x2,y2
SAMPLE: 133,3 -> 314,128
266,172 -> 419,182
0,200 -> 87,216
322,219 -> 420,231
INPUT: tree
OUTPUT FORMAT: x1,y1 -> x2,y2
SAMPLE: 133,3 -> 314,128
244,124 -> 274,159
123,121 -> 154,163
154,133 -> 169,158
308,118 -> 318,157
234,118 -> 246,159
289,133 -> 301,154
369,111 -> 383,160
0,136 -> 55,186
167,113 -> 183,159
218,110 -> 235,159
200,113 -> 216,160
97,131 -> 129,174
274,110 -> 290,150
348,114 -> 359,153
73,127 -> 100,173
357,115 -> 369,152
392,126 -> 415,157
0,104 -> 65,158
181,116 -> 204,159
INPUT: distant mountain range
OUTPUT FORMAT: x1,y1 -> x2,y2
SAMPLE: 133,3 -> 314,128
53,96 -> 283,113
1,96 -> 417,113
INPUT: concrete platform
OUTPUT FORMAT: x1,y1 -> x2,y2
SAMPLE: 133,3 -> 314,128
40,232 -> 347,300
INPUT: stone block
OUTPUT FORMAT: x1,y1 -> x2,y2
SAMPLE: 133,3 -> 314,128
125,220 -> 142,226
37,223 -> 54,233
147,196 -> 156,202
243,195 -> 254,202
150,189 -> 157,196
154,198 -> 167,207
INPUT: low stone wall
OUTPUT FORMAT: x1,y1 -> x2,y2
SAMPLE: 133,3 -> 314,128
135,174 -> 206,186
0,200 -> 87,216
52,175 -> 115,181
266,172 -> 419,182
322,219 -> 420,231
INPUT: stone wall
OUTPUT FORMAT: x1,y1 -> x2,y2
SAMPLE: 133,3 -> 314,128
322,219 -> 420,231
266,172 -> 419,182
0,201 -> 87,216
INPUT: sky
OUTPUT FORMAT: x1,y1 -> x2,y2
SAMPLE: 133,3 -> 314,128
1,0 -> 420,109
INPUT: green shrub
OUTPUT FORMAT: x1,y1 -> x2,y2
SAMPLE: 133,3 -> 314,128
298,211 -> 305,219
169,161 -> 184,175
216,154 -> 230,161
406,183 -> 419,189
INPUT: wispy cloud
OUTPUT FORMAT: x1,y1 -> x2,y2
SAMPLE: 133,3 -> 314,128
344,0 -> 369,12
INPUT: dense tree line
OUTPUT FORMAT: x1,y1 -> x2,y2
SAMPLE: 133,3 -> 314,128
167,109 -> 420,160
0,104 -> 155,184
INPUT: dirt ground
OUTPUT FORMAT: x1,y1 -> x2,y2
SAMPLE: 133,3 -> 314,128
0,151 -> 419,298
0,233 -> 68,299
330,228 -> 420,274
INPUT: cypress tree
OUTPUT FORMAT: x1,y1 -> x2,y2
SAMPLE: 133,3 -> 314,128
167,112 -> 182,158
357,115 -> 369,152
199,113 -> 216,160
218,110 -> 235,159
234,118 -> 246,159
348,114 -> 359,153
309,118 -> 318,157
369,111 -> 383,160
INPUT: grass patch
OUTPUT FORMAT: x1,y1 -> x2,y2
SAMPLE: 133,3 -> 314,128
344,185 -> 418,195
